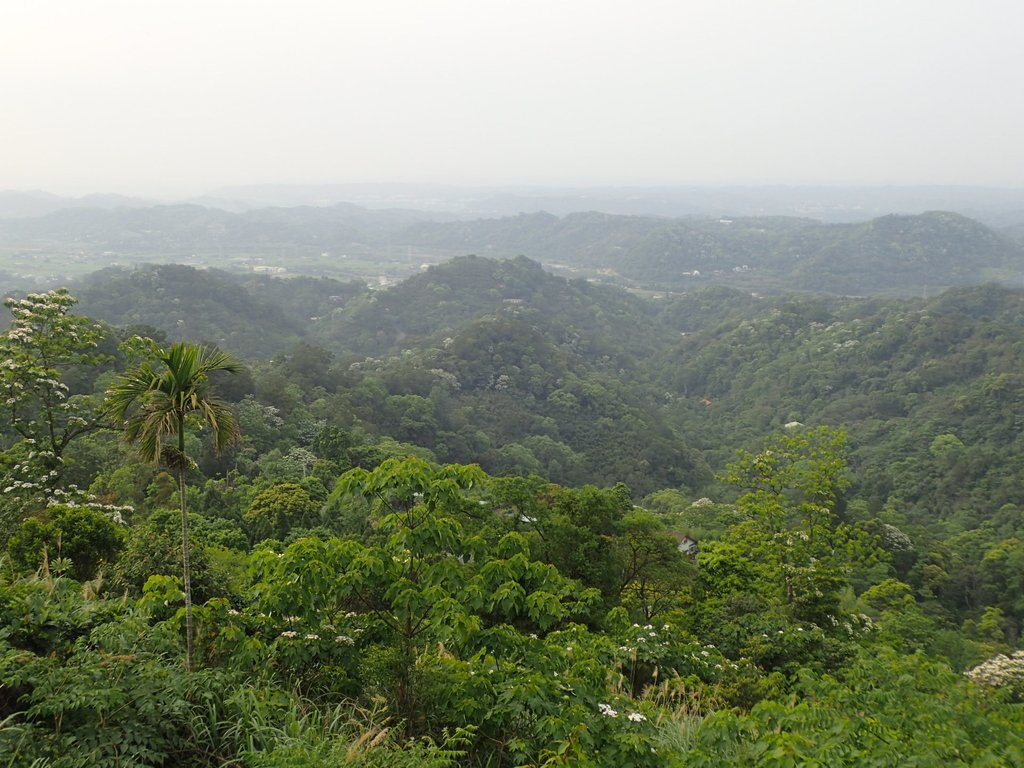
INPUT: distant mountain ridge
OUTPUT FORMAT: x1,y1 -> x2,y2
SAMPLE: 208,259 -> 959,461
0,202 -> 452,251
312,254 -> 671,362
1,199 -> 1021,297
398,210 -> 1024,295
0,190 -> 156,219
11,183 -> 1024,222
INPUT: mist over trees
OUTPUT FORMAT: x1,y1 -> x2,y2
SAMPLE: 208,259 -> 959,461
3,194 -> 1024,297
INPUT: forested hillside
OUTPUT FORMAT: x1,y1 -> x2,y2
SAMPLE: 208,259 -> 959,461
2,258 -> 1024,766
60,258 -> 1024,525
73,264 -> 364,358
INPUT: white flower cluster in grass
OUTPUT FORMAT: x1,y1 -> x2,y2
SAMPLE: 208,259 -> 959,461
966,650 -> 1024,688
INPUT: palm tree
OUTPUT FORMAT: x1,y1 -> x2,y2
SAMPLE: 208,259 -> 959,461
106,342 -> 242,671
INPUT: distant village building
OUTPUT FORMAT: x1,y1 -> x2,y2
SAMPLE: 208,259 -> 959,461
677,536 -> 699,556
671,533 -> 699,558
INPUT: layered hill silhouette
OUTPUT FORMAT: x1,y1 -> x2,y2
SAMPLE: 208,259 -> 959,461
3,202 -> 1023,296
398,210 -> 1024,295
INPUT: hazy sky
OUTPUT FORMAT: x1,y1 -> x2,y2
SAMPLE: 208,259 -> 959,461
3,0 -> 1022,196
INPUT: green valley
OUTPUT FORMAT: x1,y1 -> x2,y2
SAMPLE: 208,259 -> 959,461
2,248 -> 1024,766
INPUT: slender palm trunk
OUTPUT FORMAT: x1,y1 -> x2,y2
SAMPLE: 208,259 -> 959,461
178,416 -> 194,672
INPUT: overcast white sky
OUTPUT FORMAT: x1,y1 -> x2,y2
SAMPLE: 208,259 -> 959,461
2,0 -> 1022,196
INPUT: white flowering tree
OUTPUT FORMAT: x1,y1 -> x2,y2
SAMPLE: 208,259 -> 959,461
0,290 -> 106,515
966,650 -> 1024,701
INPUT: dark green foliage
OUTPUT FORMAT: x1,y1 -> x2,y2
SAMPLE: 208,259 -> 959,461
107,512 -> 219,602
76,264 -> 306,358
683,649 -> 1024,766
7,504 -> 125,580
297,256 -> 711,493
244,482 -> 321,543
74,264 -> 362,359
315,254 -> 670,360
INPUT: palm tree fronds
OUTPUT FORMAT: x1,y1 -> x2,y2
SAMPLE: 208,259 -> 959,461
105,343 -> 243,460
104,341 -> 243,673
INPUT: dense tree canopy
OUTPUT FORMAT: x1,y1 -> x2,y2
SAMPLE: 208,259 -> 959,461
2,268 -> 1024,766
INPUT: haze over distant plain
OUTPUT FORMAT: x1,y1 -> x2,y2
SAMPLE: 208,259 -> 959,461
3,0 -> 1022,197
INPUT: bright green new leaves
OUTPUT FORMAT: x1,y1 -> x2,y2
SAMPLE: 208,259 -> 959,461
683,648 -> 1024,767
7,504 -> 125,580
715,427 -> 851,626
252,458 -> 598,736
724,426 -> 849,540
254,459 -> 593,640
244,482 -> 320,543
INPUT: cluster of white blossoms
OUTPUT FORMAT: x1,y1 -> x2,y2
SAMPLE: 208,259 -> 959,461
618,623 -> 670,654
273,613 -> 364,648
616,624 -> 739,674
965,650 -> 1024,688
597,703 -> 647,723
277,630 -> 330,643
